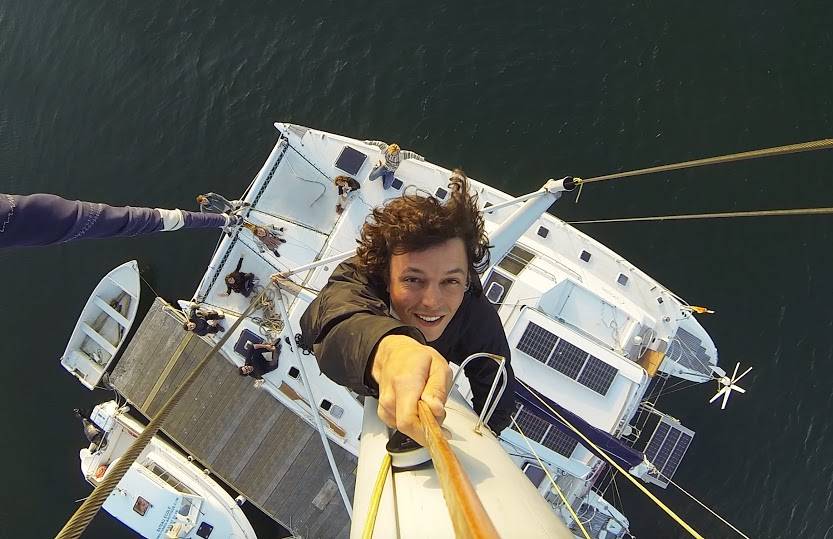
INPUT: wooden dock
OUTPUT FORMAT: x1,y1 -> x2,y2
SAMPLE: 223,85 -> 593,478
110,298 -> 355,538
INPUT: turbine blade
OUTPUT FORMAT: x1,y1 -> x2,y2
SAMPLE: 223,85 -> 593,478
721,388 -> 732,409
731,362 -> 740,380
734,366 -> 753,383
710,387 -> 727,403
730,385 -> 746,394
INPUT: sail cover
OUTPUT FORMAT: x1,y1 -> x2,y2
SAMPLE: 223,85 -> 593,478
0,193 -> 229,249
515,383 -> 644,470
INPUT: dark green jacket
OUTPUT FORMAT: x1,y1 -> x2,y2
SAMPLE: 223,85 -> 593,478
300,257 -> 516,433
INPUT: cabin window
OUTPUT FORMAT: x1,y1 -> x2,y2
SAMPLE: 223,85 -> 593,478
288,366 -> 300,379
196,522 -> 214,538
617,273 -> 629,286
483,270 -> 514,305
498,245 -> 535,276
132,496 -> 151,516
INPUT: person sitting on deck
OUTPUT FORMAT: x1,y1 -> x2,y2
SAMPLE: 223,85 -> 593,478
220,256 -> 257,297
183,307 -> 225,336
196,193 -> 249,214
239,340 -> 281,385
364,141 -> 424,190
334,175 -> 361,215
299,171 -> 516,447
244,222 -> 286,258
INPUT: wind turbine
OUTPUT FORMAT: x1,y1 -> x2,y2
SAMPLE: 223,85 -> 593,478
709,362 -> 752,410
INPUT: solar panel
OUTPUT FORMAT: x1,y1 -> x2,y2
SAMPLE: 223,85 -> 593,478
548,339 -> 585,379
517,322 -> 559,364
542,427 -> 579,458
512,406 -> 551,442
510,406 -> 579,459
516,322 -> 619,396
644,417 -> 695,488
577,355 -> 618,395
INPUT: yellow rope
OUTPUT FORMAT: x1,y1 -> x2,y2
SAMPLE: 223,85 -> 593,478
518,380 -> 705,539
568,206 -> 833,225
582,138 -> 833,184
510,416 -> 591,539
361,453 -> 392,539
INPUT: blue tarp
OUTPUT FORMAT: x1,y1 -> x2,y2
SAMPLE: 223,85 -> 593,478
0,193 -> 228,248
515,383 -> 644,470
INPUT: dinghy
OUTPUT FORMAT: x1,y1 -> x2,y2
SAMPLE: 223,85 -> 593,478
60,260 -> 140,389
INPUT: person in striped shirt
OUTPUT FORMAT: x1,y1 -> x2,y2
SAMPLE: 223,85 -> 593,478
364,140 -> 424,189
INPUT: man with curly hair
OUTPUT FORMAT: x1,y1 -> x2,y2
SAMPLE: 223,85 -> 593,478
300,171 -> 515,446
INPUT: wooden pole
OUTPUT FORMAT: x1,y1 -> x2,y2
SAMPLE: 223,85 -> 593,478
417,401 -> 501,539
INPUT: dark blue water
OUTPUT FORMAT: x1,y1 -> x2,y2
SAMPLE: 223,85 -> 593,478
1,1 -> 832,537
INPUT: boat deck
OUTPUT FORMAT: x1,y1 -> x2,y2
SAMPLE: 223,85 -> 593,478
110,298 -> 355,539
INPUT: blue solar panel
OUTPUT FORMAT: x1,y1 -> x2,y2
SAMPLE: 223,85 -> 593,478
517,322 -> 559,364
517,322 -> 618,396
548,339 -> 585,379
577,355 -> 618,395
644,418 -> 695,488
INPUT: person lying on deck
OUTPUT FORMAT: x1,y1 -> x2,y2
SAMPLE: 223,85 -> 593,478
183,308 -> 225,336
239,340 -> 281,385
243,222 -> 286,257
220,256 -> 257,297
335,175 -> 361,214
299,171 -> 516,447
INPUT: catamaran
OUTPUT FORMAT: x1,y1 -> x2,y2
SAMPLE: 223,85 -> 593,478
176,123 -> 727,537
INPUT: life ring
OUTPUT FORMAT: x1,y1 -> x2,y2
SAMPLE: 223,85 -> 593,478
95,464 -> 108,479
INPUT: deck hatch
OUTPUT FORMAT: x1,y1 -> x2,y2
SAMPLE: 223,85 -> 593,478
334,146 -> 367,175
516,322 -> 618,396
644,417 -> 694,488
498,245 -> 535,276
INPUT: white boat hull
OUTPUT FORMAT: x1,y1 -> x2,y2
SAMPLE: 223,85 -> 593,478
79,401 -> 256,539
61,260 -> 140,389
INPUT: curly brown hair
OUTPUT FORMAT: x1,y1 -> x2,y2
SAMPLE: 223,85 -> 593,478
356,170 -> 490,284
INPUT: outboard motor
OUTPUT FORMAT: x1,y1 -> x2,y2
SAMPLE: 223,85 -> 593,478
73,408 -> 106,451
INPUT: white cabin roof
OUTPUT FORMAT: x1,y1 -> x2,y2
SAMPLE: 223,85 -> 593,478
102,461 -> 183,538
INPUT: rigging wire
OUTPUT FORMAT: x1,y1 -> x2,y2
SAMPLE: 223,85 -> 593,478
581,138 -> 833,184
509,415 -> 591,539
568,206 -> 833,225
659,473 -> 751,539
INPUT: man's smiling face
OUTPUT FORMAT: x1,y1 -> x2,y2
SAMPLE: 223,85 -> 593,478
388,238 -> 468,342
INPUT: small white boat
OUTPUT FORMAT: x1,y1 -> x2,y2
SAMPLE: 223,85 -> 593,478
78,400 -> 257,539
61,260 -> 141,389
